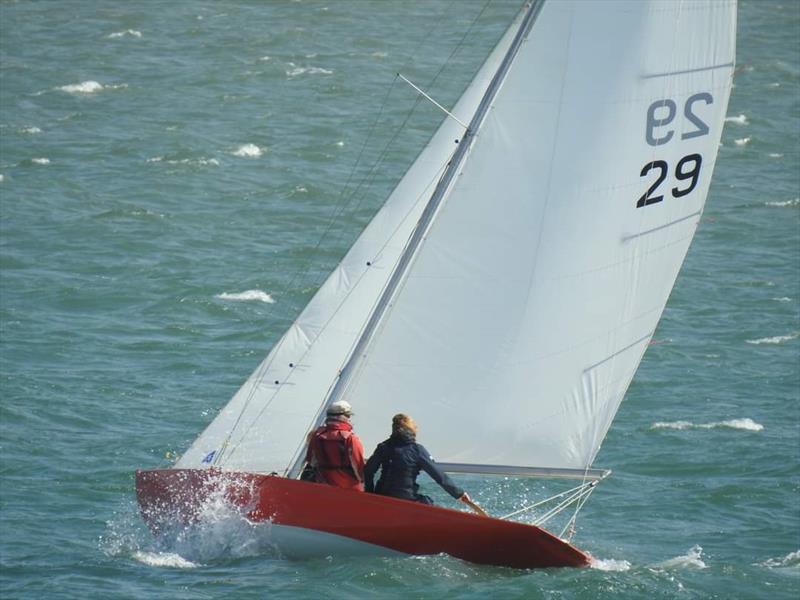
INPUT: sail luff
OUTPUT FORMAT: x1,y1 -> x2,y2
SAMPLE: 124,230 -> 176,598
286,0 -> 546,479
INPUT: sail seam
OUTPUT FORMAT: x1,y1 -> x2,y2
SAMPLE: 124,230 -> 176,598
622,210 -> 702,241
583,333 -> 652,373
642,61 -> 735,79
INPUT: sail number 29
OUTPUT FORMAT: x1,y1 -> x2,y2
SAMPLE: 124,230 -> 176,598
636,93 -> 713,208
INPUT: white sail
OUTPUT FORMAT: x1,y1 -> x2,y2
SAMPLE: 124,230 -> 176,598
344,0 -> 736,470
178,0 -> 736,476
176,9 -> 528,474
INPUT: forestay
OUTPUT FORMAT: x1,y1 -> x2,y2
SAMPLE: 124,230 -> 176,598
178,0 -> 736,476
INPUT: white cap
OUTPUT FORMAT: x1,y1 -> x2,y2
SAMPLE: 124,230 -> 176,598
327,400 -> 353,417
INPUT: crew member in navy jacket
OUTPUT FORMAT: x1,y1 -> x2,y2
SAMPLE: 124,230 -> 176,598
364,413 -> 475,506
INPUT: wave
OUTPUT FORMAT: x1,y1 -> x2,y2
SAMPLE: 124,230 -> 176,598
59,81 -> 127,94
765,198 -> 799,207
734,137 -> 750,146
147,156 -> 220,166
768,153 -> 783,158
23,126 -> 41,134
757,550 -> 800,570
650,418 -> 763,432
108,29 -> 142,38
232,144 -> 263,158
725,114 -> 749,125
285,64 -> 333,78
746,332 -> 799,345
0,174 -> 4,182
590,557 -> 631,571
132,551 -> 199,569
217,290 -> 275,304
31,157 -> 50,165
653,545 -> 707,570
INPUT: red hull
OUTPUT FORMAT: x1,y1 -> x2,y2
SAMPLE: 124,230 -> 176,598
135,468 -> 591,569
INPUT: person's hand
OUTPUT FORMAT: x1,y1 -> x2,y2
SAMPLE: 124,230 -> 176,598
459,492 -> 471,503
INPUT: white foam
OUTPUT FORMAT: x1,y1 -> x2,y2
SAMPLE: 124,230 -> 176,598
31,157 -> 50,165
232,143 -> 263,158
132,551 -> 199,569
60,80 -> 104,94
590,557 -> 631,571
734,137 -> 750,146
23,126 -> 41,134
59,81 -> 127,94
725,114 -> 749,125
716,418 -> 764,431
0,174 -> 4,182
217,290 -> 275,304
758,550 -> 800,570
768,153 -> 783,158
285,65 -> 334,78
158,479 -> 278,562
108,29 -> 142,38
147,156 -> 219,166
773,297 -> 793,302
746,332 -> 799,345
765,198 -> 799,207
335,141 -> 345,147
651,418 -> 764,432
651,420 -> 693,430
654,545 -> 707,570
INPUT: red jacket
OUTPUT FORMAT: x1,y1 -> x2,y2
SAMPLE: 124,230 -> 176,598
304,418 -> 365,491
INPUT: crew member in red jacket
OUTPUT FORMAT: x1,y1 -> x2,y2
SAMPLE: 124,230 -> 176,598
302,400 -> 365,491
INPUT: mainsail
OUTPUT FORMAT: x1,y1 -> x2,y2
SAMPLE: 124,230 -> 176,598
177,0 -> 736,477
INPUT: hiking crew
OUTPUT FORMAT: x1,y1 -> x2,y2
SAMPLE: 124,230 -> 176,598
364,413 -> 475,507
302,400 -> 365,491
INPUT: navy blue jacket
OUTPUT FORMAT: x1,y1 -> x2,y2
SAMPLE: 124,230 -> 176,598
364,432 -> 463,502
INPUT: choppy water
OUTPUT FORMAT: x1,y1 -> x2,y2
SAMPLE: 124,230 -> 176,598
1,1 -> 798,598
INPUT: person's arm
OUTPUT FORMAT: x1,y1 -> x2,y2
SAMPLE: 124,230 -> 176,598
349,435 -> 366,483
363,444 -> 383,493
416,444 -> 464,500
302,428 -> 318,464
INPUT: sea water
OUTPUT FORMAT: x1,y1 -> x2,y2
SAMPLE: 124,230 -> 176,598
1,1 -> 798,598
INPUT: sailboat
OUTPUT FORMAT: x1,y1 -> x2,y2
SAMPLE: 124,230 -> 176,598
136,0 -> 737,569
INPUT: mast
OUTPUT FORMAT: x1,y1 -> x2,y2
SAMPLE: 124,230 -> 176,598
287,0 -> 546,479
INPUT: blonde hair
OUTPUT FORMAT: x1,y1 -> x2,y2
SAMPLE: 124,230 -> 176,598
392,413 -> 417,435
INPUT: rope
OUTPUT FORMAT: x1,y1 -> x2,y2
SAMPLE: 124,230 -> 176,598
534,482 -> 596,527
499,481 -> 592,520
